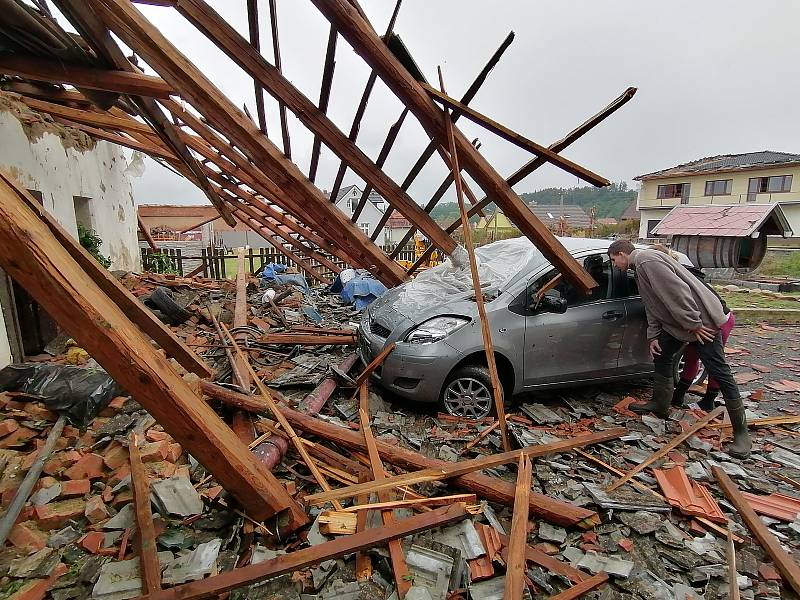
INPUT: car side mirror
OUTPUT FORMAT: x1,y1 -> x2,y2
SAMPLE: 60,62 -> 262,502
538,294 -> 568,314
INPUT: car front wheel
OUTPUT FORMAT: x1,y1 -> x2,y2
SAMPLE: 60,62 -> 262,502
440,365 -> 495,420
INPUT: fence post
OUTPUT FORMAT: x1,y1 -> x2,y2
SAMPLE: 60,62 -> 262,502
176,249 -> 184,276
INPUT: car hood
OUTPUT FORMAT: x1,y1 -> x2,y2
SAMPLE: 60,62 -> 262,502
369,284 -> 478,327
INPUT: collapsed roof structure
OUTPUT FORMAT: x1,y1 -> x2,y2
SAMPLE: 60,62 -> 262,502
0,0 -> 635,290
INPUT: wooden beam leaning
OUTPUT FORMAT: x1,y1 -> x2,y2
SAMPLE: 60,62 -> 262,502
246,0 -> 268,135
93,0 -> 405,286
0,173 -> 298,522
0,54 -> 173,98
439,67 -> 510,451
327,0 -> 402,206
168,0 -> 457,257
304,427 -> 626,506
266,0 -> 291,157
408,87 -> 638,273
132,505 -> 468,600
5,169 -> 212,378
372,31 -> 514,239
505,454 -> 532,600
308,24 -> 337,183
713,466 -> 800,597
423,84 -> 608,186
138,215 -> 158,250
310,0 -> 598,292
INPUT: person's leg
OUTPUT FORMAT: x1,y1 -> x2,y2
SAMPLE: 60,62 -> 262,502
698,313 -> 735,410
695,333 -> 751,458
633,332 -> 684,418
673,345 -> 699,407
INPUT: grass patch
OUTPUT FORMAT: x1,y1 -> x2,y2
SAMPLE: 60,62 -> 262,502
719,290 -> 800,310
757,252 -> 800,278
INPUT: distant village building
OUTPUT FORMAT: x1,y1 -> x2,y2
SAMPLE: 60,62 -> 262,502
634,151 -> 800,241
619,199 -> 640,223
0,93 -> 140,366
329,185 -> 409,245
527,204 -> 591,231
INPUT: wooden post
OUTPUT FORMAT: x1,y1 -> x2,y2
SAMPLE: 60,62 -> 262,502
0,175 -> 299,523
438,67 -> 510,451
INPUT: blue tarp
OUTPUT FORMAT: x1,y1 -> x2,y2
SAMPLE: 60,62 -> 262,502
259,263 -> 309,291
340,275 -> 387,310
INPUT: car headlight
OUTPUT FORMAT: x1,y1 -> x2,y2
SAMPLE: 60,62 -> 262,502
405,316 -> 470,344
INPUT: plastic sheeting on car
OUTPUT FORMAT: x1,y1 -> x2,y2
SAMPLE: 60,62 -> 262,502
395,237 -> 543,313
0,363 -> 122,426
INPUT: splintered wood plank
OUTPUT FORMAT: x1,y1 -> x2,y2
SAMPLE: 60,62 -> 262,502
504,454 -> 532,600
714,466 -> 800,597
129,433 -> 161,594
438,67 -> 509,451
353,342 -> 395,388
304,427 -> 626,506
545,573 -> 609,600
0,174 -> 297,523
606,406 -> 724,492
359,384 -> 411,598
136,505 -> 468,600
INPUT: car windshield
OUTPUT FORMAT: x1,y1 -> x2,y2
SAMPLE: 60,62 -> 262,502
394,237 -> 544,313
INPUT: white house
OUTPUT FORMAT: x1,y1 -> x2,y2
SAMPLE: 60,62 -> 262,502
0,93 -> 141,367
332,184 -> 387,238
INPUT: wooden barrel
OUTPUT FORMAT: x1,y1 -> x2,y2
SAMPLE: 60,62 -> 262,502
671,235 -> 767,270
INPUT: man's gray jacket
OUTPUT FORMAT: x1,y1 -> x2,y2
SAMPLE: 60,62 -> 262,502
629,248 -> 727,341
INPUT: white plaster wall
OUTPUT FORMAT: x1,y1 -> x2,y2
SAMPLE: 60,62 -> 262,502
0,101 -> 141,368
0,110 -> 140,271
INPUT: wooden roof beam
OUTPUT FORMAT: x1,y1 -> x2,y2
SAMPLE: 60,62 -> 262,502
308,24 -> 337,183
166,0 -> 457,258
0,54 -> 174,98
52,0 -> 238,226
310,0 -> 598,292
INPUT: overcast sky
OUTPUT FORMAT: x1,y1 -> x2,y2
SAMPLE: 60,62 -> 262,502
66,1 -> 800,206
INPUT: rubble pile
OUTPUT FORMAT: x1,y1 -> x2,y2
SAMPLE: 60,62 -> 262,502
1,273 -> 800,600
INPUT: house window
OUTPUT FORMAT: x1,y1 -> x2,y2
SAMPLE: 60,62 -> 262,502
73,196 -> 93,230
656,183 -> 689,202
358,223 -> 370,235
747,175 -> 792,201
646,219 -> 661,237
704,179 -> 732,196
26,189 -> 43,205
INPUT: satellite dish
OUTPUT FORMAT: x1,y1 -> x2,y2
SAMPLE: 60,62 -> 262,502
547,212 -> 554,219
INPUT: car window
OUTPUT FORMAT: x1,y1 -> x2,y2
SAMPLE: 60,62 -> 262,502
611,268 -> 639,298
527,254 -> 612,308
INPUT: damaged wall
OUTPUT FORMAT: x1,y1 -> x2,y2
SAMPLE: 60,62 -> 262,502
0,93 -> 141,368
0,95 -> 140,271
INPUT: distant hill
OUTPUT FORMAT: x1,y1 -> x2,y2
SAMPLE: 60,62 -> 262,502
519,182 -> 635,219
429,182 -> 635,224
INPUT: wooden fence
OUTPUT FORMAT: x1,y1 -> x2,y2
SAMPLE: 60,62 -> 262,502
142,245 -> 419,280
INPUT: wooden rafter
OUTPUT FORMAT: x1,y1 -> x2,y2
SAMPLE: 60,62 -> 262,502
91,0 -> 405,286
0,54 -> 173,98
266,0 -> 291,158
165,0 -> 457,257
308,23 -> 337,183
246,0 -> 268,135
310,0 -> 598,292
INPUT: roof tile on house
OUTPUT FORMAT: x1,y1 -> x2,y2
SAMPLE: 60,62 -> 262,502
635,151 -> 800,181
651,204 -> 792,237
386,216 -> 411,228
527,204 -> 591,228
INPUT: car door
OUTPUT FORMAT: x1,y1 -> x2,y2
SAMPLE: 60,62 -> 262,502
521,253 -> 626,386
614,268 -> 652,374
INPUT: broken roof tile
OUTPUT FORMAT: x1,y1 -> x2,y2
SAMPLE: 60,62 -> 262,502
654,465 -> 727,524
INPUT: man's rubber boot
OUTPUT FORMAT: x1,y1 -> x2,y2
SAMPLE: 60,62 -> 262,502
698,389 -> 719,412
671,378 -> 692,407
725,396 -> 752,459
632,373 -> 674,418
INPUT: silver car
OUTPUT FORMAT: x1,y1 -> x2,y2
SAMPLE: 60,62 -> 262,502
358,237 -> 671,419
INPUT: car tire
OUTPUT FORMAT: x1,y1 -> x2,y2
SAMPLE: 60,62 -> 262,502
440,365 -> 497,420
147,286 -> 191,326
674,349 -> 708,386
